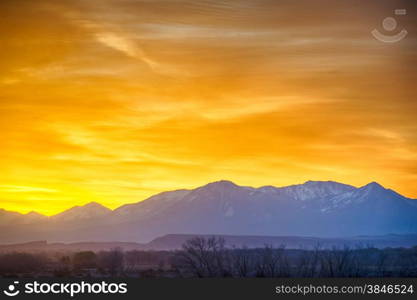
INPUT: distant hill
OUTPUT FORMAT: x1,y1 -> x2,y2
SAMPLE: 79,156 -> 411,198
1,180 -> 417,243
1,234 -> 417,253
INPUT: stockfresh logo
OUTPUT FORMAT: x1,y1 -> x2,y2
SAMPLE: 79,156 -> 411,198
3,281 -> 20,297
371,9 -> 408,43
2,281 -> 127,297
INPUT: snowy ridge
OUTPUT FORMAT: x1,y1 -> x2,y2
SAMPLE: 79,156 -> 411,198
0,180 -> 416,243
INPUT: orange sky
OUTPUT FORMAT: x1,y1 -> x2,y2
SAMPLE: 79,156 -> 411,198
1,0 -> 416,215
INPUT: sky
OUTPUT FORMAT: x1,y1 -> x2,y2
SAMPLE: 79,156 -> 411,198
1,0 -> 416,215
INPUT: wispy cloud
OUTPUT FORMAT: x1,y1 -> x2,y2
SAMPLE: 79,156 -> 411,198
95,32 -> 158,69
0,185 -> 58,193
76,18 -> 184,76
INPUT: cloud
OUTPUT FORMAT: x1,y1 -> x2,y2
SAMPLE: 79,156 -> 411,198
95,32 -> 158,69
0,0 -> 416,214
75,18 -> 184,76
0,185 -> 58,193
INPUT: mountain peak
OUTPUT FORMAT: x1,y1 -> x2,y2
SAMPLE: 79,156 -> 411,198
362,181 -> 385,190
204,180 -> 239,188
279,180 -> 356,202
52,201 -> 111,221
304,180 -> 320,184
82,201 -> 110,210
25,211 -> 45,217
303,180 -> 346,186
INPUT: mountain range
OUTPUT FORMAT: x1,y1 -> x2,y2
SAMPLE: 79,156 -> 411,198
1,180 -> 417,243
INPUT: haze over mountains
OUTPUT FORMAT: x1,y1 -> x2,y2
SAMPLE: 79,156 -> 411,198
2,234 -> 417,252
1,180 -> 417,244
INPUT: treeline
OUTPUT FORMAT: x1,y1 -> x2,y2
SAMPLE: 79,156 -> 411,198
0,248 -> 173,277
0,237 -> 416,277
173,237 -> 417,277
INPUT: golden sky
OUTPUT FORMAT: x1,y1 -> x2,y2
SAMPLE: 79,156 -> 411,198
1,0 -> 416,215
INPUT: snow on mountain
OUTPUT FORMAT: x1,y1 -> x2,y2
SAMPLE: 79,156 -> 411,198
113,189 -> 191,220
276,180 -> 356,202
1,180 -> 417,243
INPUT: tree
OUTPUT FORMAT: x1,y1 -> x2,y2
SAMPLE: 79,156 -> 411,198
231,246 -> 256,277
72,251 -> 97,270
176,236 -> 231,277
98,248 -> 124,275
255,244 -> 289,277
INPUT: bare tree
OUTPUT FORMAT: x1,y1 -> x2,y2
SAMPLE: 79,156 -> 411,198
231,246 -> 256,277
98,248 -> 124,275
175,236 -> 230,277
255,244 -> 289,277
72,251 -> 97,270
319,245 -> 362,277
296,243 -> 322,277
124,250 -> 141,272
